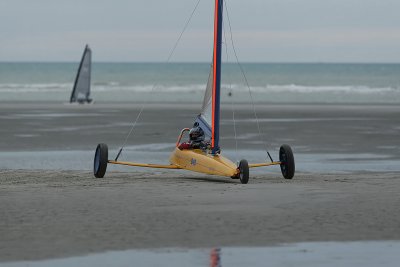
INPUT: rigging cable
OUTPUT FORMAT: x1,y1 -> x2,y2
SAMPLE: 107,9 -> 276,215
221,7 -> 239,164
115,0 -> 202,161
223,0 -> 274,162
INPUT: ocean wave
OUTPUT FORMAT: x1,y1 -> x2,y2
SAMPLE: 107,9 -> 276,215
260,84 -> 396,94
0,83 -> 71,92
0,83 -> 208,93
0,83 -> 397,94
93,84 -> 210,92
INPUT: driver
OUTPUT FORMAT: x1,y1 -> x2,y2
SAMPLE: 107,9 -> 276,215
178,126 -> 210,150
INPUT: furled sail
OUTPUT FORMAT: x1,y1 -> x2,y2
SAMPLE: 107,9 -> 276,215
70,45 -> 92,103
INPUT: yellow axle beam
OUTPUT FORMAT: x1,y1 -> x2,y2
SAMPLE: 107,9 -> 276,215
108,159 -> 281,171
249,162 -> 281,168
108,160 -> 182,169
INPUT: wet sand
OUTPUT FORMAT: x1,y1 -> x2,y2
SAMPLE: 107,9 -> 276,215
0,102 -> 400,261
0,102 -> 399,158
1,170 -> 400,262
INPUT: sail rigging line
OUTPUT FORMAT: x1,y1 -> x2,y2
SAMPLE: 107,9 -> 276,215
223,0 -> 274,162
221,11 -> 239,163
115,0 -> 202,161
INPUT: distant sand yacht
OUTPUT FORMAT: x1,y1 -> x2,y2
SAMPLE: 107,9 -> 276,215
70,44 -> 93,104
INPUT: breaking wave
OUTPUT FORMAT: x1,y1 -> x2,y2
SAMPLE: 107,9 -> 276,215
0,83 -> 397,94
0,83 -> 71,92
259,84 -> 396,94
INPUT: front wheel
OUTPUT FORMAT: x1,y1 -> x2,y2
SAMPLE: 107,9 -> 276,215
94,143 -> 108,178
238,159 -> 249,184
279,144 -> 295,179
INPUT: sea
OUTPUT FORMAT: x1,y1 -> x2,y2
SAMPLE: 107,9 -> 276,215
0,62 -> 399,104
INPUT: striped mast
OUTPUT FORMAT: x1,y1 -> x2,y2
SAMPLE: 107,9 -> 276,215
211,0 -> 223,154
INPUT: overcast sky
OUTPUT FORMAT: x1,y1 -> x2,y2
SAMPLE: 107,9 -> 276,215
1,0 -> 400,62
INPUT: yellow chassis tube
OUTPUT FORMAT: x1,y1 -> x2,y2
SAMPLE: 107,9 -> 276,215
249,162 -> 281,168
108,158 -> 281,175
108,160 -> 181,169
108,157 -> 280,174
108,159 -> 281,172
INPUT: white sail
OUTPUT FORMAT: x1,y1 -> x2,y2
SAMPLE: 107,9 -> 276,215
193,62 -> 213,140
200,63 -> 213,126
70,45 -> 92,103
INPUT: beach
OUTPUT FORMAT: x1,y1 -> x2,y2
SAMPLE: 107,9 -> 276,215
1,102 -> 399,262
2,0 -> 400,262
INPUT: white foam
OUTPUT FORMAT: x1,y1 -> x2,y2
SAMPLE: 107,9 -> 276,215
0,83 -> 397,95
261,84 -> 396,94
123,143 -> 175,151
233,117 -> 373,123
14,134 -> 40,138
12,113 -> 101,118
0,83 -> 71,92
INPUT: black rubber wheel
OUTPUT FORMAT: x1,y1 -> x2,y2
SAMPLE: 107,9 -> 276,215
239,159 -> 249,184
94,143 -> 108,178
279,144 -> 295,179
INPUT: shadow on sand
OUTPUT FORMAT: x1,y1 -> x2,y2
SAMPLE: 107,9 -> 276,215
180,176 -> 238,184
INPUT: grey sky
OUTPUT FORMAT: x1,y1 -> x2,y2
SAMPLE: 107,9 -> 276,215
1,0 -> 400,62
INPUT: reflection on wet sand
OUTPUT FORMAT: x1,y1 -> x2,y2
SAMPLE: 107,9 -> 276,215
210,248 -> 221,267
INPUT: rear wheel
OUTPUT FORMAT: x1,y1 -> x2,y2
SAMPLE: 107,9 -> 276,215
94,143 -> 108,178
279,144 -> 295,179
239,159 -> 249,184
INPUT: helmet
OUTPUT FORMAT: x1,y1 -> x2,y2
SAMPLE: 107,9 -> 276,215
189,126 -> 205,142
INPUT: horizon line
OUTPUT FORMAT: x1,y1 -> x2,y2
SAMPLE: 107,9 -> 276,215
1,61 -> 400,65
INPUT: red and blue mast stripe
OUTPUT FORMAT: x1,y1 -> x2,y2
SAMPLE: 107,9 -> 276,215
211,0 -> 223,154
